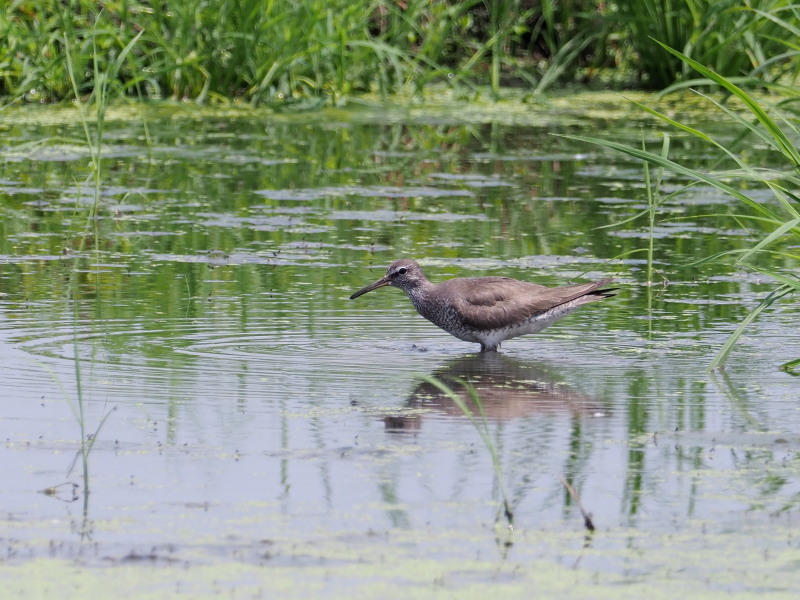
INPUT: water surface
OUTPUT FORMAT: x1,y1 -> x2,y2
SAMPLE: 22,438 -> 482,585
1,95 -> 799,598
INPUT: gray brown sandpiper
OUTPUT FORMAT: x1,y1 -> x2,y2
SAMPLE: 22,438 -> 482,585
350,259 -> 617,352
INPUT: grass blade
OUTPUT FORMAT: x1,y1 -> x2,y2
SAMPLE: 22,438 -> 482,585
560,133 -> 784,224
736,217 -> 800,265
653,40 -> 800,168
709,282 -> 796,370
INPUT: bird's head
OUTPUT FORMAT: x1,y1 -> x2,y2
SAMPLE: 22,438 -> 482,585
349,259 -> 426,299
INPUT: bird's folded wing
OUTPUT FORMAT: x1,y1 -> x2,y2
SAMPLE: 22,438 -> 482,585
452,278 -> 611,331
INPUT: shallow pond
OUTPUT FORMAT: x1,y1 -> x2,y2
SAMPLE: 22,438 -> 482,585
1,94 -> 799,598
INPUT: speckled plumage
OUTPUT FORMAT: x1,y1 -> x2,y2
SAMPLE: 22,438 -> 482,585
350,259 -> 616,352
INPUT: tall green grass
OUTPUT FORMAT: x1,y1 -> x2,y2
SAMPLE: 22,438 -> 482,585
2,1 -> 796,105
2,0 -> 576,103
569,41 -> 800,368
611,0 -> 800,89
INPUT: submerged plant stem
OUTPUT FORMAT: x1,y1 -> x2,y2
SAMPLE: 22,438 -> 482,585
558,475 -> 595,532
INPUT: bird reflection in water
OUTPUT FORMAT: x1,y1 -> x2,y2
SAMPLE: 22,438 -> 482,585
384,352 -> 607,431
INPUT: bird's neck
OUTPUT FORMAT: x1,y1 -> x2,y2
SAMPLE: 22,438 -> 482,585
403,280 -> 434,311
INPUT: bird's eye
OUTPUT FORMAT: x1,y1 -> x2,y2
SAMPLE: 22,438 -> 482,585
397,267 -> 408,275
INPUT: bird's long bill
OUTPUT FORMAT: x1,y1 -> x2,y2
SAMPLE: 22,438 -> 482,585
349,276 -> 391,299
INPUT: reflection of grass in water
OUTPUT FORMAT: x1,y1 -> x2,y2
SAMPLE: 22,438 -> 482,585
65,309 -> 116,498
37,345 -> 115,504
37,275 -> 117,536
420,375 -> 514,528
420,374 -> 597,534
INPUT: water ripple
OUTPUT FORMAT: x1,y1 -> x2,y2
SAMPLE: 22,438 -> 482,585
0,310 -> 439,407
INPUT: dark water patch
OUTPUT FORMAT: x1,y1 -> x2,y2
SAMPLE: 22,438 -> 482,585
107,231 -> 184,238
608,225 -> 758,239
255,185 -> 476,201
427,173 -> 515,187
0,253 -> 74,263
319,209 -> 487,222
4,187 -> 49,197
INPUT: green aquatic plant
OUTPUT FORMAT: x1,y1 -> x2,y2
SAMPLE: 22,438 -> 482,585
63,9 -> 144,222
37,341 -> 116,503
567,42 -> 800,368
0,0 -> 452,104
58,7 -> 122,526
781,358 -> 800,375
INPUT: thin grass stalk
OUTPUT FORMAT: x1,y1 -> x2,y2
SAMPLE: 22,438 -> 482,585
420,375 -> 514,526
88,13 -> 108,223
653,39 -> 800,168
59,7 -> 122,501
565,38 -> 800,367
708,282 -> 796,370
487,0 -> 508,98
654,134 -> 670,276
63,31 -> 97,199
642,155 -> 654,288
640,133 -> 671,287
70,277 -> 89,496
780,358 -> 800,375
567,133 -> 772,214
640,139 -> 657,340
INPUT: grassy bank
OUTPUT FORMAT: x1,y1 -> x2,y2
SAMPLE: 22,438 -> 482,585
1,1 -> 798,105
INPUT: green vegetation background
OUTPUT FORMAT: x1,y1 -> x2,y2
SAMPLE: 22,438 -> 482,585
1,0 -> 798,105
